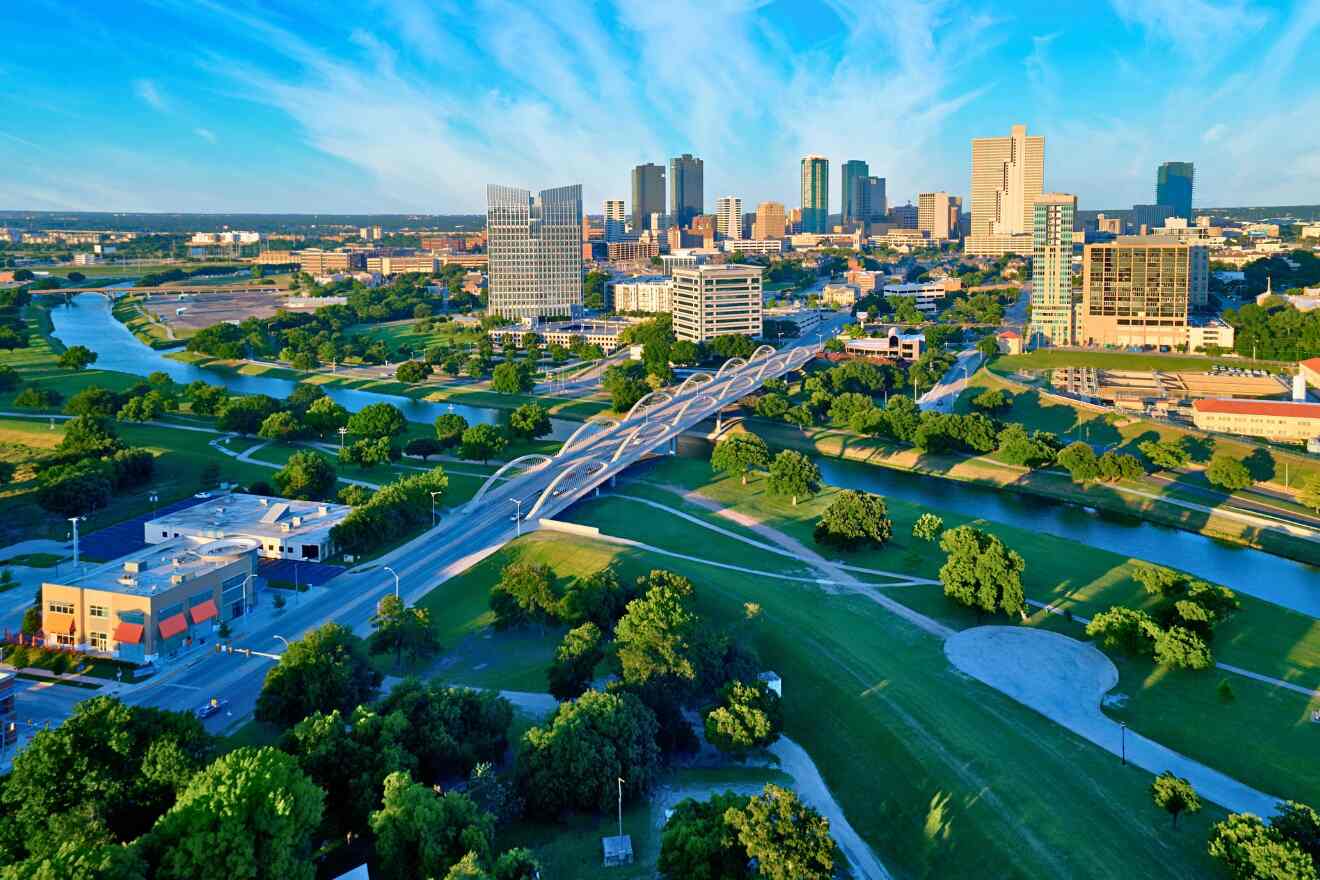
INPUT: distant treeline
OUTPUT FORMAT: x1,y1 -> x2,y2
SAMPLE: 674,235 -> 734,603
0,212 -> 488,234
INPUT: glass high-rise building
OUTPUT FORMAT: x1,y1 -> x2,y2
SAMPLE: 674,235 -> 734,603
856,176 -> 886,223
486,184 -> 583,320
967,123 -> 1045,256
800,155 -> 829,234
1028,192 -> 1078,347
631,163 -> 666,232
669,153 -> 703,229
1156,162 -> 1195,223
841,159 -> 868,225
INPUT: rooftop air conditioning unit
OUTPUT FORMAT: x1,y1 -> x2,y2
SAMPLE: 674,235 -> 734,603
171,574 -> 187,585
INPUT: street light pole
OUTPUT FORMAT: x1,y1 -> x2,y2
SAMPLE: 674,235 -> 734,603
429,491 -> 442,528
383,565 -> 399,600
273,635 -> 290,651
68,516 -> 83,569
1120,721 -> 1127,766
338,426 -> 348,451
512,499 -> 523,538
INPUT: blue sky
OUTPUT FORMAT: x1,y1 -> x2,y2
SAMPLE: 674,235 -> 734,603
2,0 -> 1318,214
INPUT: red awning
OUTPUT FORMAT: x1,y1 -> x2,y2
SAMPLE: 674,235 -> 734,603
158,613 -> 188,641
113,622 -> 144,645
189,600 -> 218,625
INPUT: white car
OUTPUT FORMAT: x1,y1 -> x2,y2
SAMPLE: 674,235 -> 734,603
194,491 -> 213,499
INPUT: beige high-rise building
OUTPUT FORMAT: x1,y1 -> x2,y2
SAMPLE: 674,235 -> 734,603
1079,236 -> 1191,348
672,264 -> 763,342
966,124 -> 1045,256
918,192 -> 958,241
752,201 -> 786,240
1029,193 -> 1078,347
716,196 -> 744,241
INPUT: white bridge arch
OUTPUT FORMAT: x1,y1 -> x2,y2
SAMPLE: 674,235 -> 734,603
464,454 -> 553,511
556,417 -> 619,458
524,457 -> 611,521
624,389 -> 674,422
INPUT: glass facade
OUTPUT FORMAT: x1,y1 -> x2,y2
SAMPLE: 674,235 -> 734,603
800,156 -> 829,234
1156,162 -> 1194,223
487,184 -> 584,320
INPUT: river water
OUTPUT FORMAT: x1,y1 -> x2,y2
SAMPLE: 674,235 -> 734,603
50,293 -> 1319,615
47,292 -> 576,438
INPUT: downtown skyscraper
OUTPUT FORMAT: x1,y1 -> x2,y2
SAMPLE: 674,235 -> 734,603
1029,192 -> 1078,347
486,184 -> 583,320
800,155 -> 829,234
1156,161 -> 1195,223
631,162 -> 665,232
966,124 -> 1044,256
840,159 -> 868,226
669,153 -> 703,229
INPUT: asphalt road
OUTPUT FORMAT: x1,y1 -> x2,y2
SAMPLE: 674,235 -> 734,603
918,349 -> 982,413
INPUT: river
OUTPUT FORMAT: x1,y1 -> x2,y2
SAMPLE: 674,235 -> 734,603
51,292 -> 1319,615
47,292 -> 577,438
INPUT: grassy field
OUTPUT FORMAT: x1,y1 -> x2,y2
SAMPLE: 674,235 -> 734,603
992,349 -> 1279,373
344,317 -> 484,351
111,295 -> 180,348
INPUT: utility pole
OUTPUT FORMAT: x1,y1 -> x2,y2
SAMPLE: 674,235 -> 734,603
617,777 -> 625,839
512,499 -> 523,538
338,426 -> 348,451
430,490 -> 442,528
384,565 -> 399,600
68,517 -> 83,569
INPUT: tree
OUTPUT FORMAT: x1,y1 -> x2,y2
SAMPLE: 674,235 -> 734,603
141,747 -> 322,880
491,361 -> 532,394
489,561 -> 558,629
970,388 -> 1010,412
1085,607 -> 1158,656
57,414 -> 120,457
1152,625 -> 1213,670
766,449 -> 820,505
347,402 -> 407,440
186,382 -> 229,416
58,345 -> 97,371
395,360 -> 429,384
1208,812 -> 1319,880
939,525 -> 1027,619
1150,771 -> 1200,829
302,396 -> 349,438
340,436 -> 393,469
710,432 -> 770,485
369,771 -> 494,880
1207,454 -> 1254,491
703,680 -> 783,756
996,424 -> 1060,469
516,690 -> 660,817
658,792 -> 753,880
976,334 -> 1000,357
377,680 -> 513,783
218,395 -> 281,435
912,512 -> 944,541
1057,442 -> 1101,483
36,461 -> 114,516
603,362 -> 649,412
404,437 -> 444,460
1139,438 -> 1190,471
254,623 -> 381,726
493,848 -> 541,880
724,784 -> 836,880
546,622 -> 604,701
369,594 -> 442,668
272,450 -> 336,500
507,402 -> 551,440
435,413 -> 469,449
460,423 -> 506,464
613,570 -> 711,688
256,410 -> 304,443
64,386 -> 120,418
813,490 -> 893,550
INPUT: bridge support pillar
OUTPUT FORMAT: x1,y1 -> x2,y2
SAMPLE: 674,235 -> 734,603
594,487 -> 600,497
669,436 -> 676,455
715,414 -> 723,433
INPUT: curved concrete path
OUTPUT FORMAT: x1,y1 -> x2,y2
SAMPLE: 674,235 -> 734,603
944,626 -> 1280,817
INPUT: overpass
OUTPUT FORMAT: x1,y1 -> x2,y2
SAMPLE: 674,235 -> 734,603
38,285 -> 283,297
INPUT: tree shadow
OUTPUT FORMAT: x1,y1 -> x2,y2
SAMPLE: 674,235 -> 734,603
1244,447 -> 1277,483
1184,435 -> 1216,464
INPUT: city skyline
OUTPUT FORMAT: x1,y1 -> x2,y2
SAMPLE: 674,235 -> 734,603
3,1 -> 1320,214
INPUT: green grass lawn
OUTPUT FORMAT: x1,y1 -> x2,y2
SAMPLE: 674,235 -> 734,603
111,295 -> 182,348
344,317 -> 484,351
992,349 -> 1280,373
0,552 -> 64,567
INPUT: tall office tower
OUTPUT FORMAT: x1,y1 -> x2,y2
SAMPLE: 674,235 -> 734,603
716,197 -> 744,241
841,159 -> 869,226
918,192 -> 958,241
486,184 -> 583,320
890,204 -> 918,228
967,123 -> 1045,256
1132,203 -> 1173,233
1028,193 -> 1078,347
1080,236 -> 1191,348
752,201 -> 786,239
669,153 -> 704,228
855,176 -> 887,223
603,199 -> 626,242
672,265 -> 764,342
800,155 -> 830,234
631,163 -> 666,232
1157,162 -> 1195,223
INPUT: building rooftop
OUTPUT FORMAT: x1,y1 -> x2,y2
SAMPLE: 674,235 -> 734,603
146,493 -> 352,544
1193,398 -> 1320,418
1299,357 -> 1320,373
57,536 -> 256,597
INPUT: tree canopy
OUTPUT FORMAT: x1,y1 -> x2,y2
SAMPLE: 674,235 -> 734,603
255,623 -> 381,726
938,525 -> 1027,619
813,490 -> 893,551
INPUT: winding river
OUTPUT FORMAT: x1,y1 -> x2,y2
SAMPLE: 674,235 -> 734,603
51,293 -> 1320,615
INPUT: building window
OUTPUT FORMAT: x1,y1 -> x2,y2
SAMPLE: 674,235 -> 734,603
47,600 -> 74,615
54,634 -> 74,647
89,605 -> 109,619
89,632 -> 109,651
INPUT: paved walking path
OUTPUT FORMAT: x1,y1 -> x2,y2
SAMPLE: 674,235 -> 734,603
944,626 -> 1280,816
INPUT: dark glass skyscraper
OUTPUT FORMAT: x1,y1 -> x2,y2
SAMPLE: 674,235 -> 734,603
800,155 -> 829,234
841,159 -> 868,225
631,162 -> 666,231
1156,162 -> 1195,222
669,153 -> 703,228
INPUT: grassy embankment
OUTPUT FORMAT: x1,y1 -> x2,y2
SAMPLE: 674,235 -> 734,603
111,294 -> 180,349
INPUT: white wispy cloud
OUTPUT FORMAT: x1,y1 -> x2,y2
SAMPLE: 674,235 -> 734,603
194,127 -> 216,143
1108,0 -> 1269,64
133,78 -> 167,111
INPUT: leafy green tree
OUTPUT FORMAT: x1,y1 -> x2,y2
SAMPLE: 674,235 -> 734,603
813,490 -> 893,550
369,594 -> 442,668
1057,441 -> 1101,483
938,525 -> 1027,619
1085,607 -> 1158,656
489,561 -> 558,629
435,412 -> 469,448
1274,801 -> 1320,864
703,680 -> 783,756
395,360 -> 430,383
218,395 -> 281,435
614,570 -> 711,688
272,450 -> 336,500
912,512 -> 944,541
507,402 -> 551,440
1152,625 -> 1213,670
491,361 -> 533,394
492,848 -> 541,880
754,392 -> 790,419
658,791 -> 753,880
557,565 -> 637,629
975,334 -> 1000,357
141,747 -> 323,880
710,432 -> 770,485
766,449 -> 820,505
603,362 -> 649,412
302,396 -> 350,438
460,423 -> 506,464
58,345 -> 98,371
970,388 -> 1010,412
56,414 -> 120,457
0,824 -> 147,880
1138,438 -> 1190,471
369,771 -> 494,880
995,424 -> 1060,468
255,623 -> 381,726
405,436 -> 444,459
1207,454 -> 1254,491
516,690 -> 660,817
884,395 -> 921,442
64,386 -> 120,418
376,680 -> 513,783
1150,772 -> 1201,829
724,784 -> 837,880
1208,812 -> 1318,880
340,436 -> 394,469
256,410 -> 304,442
347,402 -> 407,440
547,622 -> 604,701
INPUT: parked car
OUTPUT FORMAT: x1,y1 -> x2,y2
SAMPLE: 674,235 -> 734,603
196,697 -> 229,719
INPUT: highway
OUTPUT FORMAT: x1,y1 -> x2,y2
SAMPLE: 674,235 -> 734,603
118,340 -> 820,732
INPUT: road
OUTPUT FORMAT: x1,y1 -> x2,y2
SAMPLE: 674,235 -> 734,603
918,349 -> 982,413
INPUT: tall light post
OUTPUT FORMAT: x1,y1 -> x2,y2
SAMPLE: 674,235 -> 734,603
273,635 -> 290,652
511,498 -> 523,538
68,516 -> 84,569
383,565 -> 399,599
242,572 -> 256,615
429,491 -> 442,528
1120,721 -> 1127,766
337,426 -> 348,451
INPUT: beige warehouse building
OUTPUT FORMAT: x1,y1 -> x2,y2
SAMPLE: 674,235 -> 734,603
1191,398 -> 1320,443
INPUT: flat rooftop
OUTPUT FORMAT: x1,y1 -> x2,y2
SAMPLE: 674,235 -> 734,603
54,536 -> 255,597
1193,398 -> 1320,418
146,493 -> 352,543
